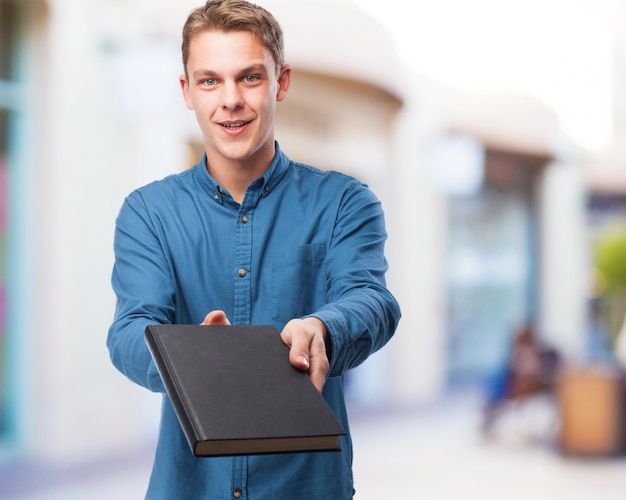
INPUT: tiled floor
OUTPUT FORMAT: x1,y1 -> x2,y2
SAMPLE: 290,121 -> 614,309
352,397 -> 626,500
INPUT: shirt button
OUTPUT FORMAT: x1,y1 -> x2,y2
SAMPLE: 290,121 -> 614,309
238,268 -> 247,277
241,215 -> 248,223
233,489 -> 242,498
264,185 -> 269,192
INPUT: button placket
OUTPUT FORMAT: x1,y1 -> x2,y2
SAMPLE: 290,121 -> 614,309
233,201 -> 253,324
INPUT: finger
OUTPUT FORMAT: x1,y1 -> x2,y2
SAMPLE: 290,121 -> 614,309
200,310 -> 231,326
307,361 -> 327,393
306,339 -> 329,393
286,331 -> 328,393
286,332 -> 310,371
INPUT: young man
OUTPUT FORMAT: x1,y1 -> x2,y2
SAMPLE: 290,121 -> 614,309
107,0 -> 401,498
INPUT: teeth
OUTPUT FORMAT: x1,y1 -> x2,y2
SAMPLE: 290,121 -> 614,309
223,122 -> 246,129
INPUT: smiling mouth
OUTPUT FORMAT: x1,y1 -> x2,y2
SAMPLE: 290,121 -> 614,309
221,121 -> 250,130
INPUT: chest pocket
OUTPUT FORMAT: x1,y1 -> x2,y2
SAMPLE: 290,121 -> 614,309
270,244 -> 326,322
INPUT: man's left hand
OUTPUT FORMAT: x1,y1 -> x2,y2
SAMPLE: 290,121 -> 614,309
281,317 -> 330,393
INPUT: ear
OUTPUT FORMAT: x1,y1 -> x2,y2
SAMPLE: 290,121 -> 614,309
276,64 -> 291,102
179,74 -> 194,110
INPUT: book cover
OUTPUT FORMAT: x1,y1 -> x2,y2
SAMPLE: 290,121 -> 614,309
144,324 -> 346,457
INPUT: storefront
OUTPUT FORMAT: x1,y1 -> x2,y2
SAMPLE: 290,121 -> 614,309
436,90 -> 585,388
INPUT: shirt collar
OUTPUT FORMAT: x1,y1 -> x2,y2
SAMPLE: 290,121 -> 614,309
193,141 -> 290,203
260,141 -> 290,197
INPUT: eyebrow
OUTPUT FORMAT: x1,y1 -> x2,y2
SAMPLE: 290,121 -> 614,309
191,64 -> 269,81
239,64 -> 269,75
191,69 -> 218,80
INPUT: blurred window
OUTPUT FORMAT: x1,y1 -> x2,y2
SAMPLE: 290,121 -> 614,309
0,0 -> 19,436
445,149 -> 545,388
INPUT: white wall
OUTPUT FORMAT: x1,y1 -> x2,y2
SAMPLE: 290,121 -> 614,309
538,160 -> 589,359
384,75 -> 451,406
18,0 -> 168,463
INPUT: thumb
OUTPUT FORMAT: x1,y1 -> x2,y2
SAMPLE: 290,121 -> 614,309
200,310 -> 231,326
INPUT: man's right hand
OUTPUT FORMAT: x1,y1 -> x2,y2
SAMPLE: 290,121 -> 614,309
200,310 -> 231,326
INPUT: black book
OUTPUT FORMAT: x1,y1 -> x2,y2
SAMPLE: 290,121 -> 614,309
144,324 -> 346,457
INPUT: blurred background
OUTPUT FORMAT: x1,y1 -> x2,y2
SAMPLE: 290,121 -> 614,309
2,0 -> 626,498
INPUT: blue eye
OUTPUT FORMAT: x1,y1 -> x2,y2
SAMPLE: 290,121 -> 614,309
244,75 -> 258,83
203,79 -> 217,86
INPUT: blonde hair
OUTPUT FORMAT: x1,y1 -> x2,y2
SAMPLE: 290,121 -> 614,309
182,0 -> 285,77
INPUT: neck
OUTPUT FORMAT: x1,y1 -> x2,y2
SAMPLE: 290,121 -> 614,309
205,151 -> 274,204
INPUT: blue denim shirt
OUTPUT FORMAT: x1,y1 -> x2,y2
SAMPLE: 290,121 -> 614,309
107,143 -> 401,499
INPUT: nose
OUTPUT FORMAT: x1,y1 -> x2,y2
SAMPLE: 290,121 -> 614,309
220,81 -> 244,110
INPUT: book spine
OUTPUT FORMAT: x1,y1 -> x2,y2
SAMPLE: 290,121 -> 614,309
145,326 -> 202,454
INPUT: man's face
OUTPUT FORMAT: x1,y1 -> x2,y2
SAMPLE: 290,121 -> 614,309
180,30 -> 290,170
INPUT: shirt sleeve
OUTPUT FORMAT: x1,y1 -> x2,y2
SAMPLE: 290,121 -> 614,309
307,180 -> 401,378
106,191 -> 173,393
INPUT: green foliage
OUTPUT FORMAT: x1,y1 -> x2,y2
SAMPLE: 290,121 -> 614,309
595,224 -> 626,291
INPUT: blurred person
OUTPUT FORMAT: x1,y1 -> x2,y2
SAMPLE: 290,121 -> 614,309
106,0 -> 401,498
482,321 -> 560,434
